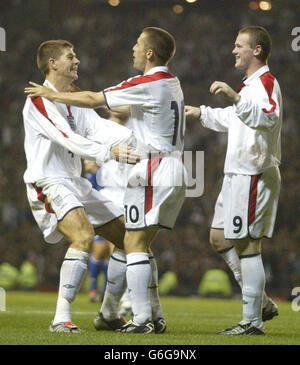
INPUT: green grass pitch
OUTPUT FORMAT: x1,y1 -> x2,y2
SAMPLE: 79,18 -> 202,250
0,291 -> 299,346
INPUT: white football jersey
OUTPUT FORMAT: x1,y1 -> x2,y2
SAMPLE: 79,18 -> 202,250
103,66 -> 185,154
200,65 -> 282,175
23,80 -> 133,183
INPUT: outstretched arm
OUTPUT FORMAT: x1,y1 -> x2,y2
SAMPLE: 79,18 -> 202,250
25,82 -> 105,108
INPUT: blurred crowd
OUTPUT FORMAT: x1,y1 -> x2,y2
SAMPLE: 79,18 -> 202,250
0,0 -> 299,298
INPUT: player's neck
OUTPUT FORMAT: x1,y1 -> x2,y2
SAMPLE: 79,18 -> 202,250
245,61 -> 266,78
143,61 -> 165,74
46,75 -> 71,92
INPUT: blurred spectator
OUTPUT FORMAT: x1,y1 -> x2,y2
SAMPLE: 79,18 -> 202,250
198,269 -> 232,299
0,0 -> 299,298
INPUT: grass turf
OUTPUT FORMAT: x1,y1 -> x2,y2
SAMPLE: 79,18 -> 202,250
0,291 -> 299,346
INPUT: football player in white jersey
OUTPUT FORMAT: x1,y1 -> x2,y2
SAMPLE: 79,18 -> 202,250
185,26 -> 281,335
26,27 -> 186,334
23,39 -> 140,333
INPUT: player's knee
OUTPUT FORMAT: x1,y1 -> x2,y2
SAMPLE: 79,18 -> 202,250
72,229 -> 95,253
209,230 -> 223,251
95,218 -> 125,250
233,239 -> 261,257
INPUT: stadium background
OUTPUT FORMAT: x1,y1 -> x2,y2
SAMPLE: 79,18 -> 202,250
0,0 -> 299,299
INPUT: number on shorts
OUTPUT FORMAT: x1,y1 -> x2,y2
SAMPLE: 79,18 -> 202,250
171,100 -> 185,146
125,205 -> 139,223
233,216 -> 242,234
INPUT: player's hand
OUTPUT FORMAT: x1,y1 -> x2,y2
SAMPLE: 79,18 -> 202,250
209,81 -> 241,103
83,160 -> 99,174
24,82 -> 55,99
110,145 -> 141,165
185,105 -> 201,120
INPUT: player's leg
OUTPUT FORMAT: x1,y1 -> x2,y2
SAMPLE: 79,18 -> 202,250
120,226 -> 159,334
209,178 -> 245,290
232,238 -> 265,334
119,287 -> 133,317
148,248 -> 166,333
51,207 -> 95,332
217,237 -> 266,335
210,228 -> 275,319
218,169 -> 280,335
119,156 -> 185,333
93,217 -> 128,330
210,228 -> 243,288
88,237 -> 110,302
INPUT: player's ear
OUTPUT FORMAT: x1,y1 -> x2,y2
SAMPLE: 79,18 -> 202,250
146,49 -> 155,61
253,45 -> 262,57
49,58 -> 57,71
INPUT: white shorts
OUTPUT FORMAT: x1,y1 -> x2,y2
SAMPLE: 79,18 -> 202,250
99,185 -> 125,211
211,166 -> 281,240
26,177 -> 123,244
97,159 -> 130,210
124,156 -> 186,230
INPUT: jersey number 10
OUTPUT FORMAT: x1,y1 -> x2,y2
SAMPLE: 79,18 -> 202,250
171,100 -> 185,146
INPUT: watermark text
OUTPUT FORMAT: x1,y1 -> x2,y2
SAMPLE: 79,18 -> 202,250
291,27 -> 300,51
0,27 -> 6,51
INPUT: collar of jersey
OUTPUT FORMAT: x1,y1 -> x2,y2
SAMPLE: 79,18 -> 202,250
243,65 -> 270,85
43,79 -> 59,92
144,66 -> 169,76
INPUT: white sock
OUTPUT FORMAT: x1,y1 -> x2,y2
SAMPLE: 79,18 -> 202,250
262,291 -> 268,308
218,246 -> 242,288
149,255 -> 163,320
240,254 -> 265,327
120,287 -> 131,303
100,248 -> 127,320
219,246 -> 269,307
53,248 -> 89,325
126,252 -> 152,324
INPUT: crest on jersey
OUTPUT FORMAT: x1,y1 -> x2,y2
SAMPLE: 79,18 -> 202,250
53,195 -> 63,206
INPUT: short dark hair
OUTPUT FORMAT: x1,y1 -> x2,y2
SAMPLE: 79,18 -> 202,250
239,26 -> 272,62
37,39 -> 74,75
142,27 -> 176,65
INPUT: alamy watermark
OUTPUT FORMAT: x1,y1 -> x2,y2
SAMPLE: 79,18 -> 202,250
291,287 -> 300,312
0,27 -> 6,51
0,287 -> 6,311
98,150 -> 204,198
291,27 -> 300,51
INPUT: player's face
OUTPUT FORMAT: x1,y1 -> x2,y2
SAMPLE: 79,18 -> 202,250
132,33 -> 147,72
232,33 -> 254,71
54,47 -> 80,81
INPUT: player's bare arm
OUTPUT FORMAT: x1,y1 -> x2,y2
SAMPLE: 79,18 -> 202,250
185,105 -> 201,120
25,81 -> 105,108
209,81 -> 241,104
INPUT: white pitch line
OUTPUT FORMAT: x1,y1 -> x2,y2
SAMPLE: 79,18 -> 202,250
1,310 -> 239,318
2,310 -> 97,315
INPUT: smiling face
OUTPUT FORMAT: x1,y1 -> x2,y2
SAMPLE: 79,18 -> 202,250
51,47 -> 80,81
232,32 -> 254,72
132,32 -> 148,72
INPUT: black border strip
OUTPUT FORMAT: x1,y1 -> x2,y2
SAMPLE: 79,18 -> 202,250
239,253 -> 261,259
57,205 -> 83,222
217,245 -> 234,254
